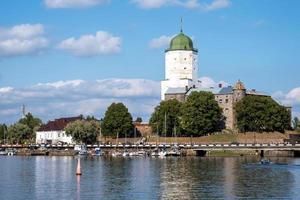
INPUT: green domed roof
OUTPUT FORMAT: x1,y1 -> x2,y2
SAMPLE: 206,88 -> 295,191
166,31 -> 197,52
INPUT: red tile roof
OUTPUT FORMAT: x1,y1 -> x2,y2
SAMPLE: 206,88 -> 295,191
38,116 -> 82,131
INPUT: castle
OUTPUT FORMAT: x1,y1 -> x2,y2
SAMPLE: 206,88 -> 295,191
161,28 -> 285,130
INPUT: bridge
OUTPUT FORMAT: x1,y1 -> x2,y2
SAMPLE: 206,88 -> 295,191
1,143 -> 300,151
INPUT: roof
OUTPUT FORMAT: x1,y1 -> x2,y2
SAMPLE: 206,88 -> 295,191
186,87 -> 219,95
37,116 -> 82,132
246,90 -> 269,97
166,31 -> 197,52
165,87 -> 187,94
217,86 -> 233,95
233,80 -> 246,90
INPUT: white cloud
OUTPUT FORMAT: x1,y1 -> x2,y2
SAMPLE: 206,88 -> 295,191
202,0 -> 230,11
131,0 -> 230,10
0,87 -> 13,93
0,24 -> 48,57
149,35 -> 174,49
0,79 -> 160,124
44,0 -> 109,8
272,86 -> 300,119
58,31 -> 121,56
198,76 -> 228,88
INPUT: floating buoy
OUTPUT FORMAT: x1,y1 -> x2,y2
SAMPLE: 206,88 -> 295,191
76,158 -> 82,176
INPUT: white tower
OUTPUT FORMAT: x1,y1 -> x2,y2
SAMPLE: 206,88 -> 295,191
161,28 -> 198,100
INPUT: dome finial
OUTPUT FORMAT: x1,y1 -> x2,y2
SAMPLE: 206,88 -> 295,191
180,17 -> 183,33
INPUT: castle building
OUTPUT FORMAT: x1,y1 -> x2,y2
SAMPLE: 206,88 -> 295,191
161,29 -> 277,130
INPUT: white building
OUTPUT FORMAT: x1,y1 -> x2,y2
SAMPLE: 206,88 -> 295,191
36,116 -> 81,144
161,29 -> 200,100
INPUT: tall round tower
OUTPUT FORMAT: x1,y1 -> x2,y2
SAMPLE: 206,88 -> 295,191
161,29 -> 198,100
233,80 -> 246,102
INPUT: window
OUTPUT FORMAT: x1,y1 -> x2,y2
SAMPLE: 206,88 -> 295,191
219,99 -> 223,103
225,99 -> 228,103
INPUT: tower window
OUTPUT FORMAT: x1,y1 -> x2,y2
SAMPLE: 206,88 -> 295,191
184,67 -> 186,69
184,58 -> 186,60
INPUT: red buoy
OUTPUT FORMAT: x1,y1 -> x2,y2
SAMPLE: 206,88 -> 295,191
76,158 -> 82,176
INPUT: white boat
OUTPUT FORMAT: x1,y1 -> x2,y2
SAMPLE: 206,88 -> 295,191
166,147 -> 181,157
122,151 -> 129,157
158,150 -> 167,157
151,148 -> 166,157
112,151 -> 122,157
0,151 -> 7,156
75,145 -> 87,155
129,150 -> 146,156
6,148 -> 16,156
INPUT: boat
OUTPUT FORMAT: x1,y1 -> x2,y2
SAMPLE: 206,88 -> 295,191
0,150 -> 7,156
112,151 -> 122,157
122,150 -> 129,157
6,148 -> 16,156
74,144 -> 87,155
166,146 -> 181,157
129,150 -> 146,156
92,148 -> 103,156
260,158 -> 271,165
151,148 -> 166,157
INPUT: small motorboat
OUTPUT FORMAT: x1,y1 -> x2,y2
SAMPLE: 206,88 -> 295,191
260,158 -> 271,165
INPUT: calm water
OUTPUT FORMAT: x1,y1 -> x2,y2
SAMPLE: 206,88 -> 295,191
0,156 -> 300,200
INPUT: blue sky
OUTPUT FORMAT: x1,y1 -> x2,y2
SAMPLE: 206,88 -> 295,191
0,0 -> 300,124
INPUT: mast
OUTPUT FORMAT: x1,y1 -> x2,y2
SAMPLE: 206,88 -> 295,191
164,112 -> 167,144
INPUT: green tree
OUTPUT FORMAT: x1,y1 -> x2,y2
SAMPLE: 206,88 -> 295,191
149,99 -> 183,137
8,123 -> 31,144
235,95 -> 291,133
0,124 -> 8,143
102,102 -> 133,138
292,117 -> 300,132
181,91 -> 224,136
65,120 -> 100,144
18,113 -> 42,140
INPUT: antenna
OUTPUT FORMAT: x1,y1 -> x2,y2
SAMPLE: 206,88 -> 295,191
180,17 -> 183,32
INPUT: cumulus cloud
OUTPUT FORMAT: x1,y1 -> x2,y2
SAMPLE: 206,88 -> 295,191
131,0 -> 230,10
272,86 -> 300,118
0,79 -> 160,124
149,35 -> 174,49
198,76 -> 228,88
0,77 -> 231,124
58,31 -> 121,56
44,0 -> 109,8
0,24 -> 48,57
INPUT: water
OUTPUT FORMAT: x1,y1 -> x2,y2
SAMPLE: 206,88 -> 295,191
0,156 -> 300,200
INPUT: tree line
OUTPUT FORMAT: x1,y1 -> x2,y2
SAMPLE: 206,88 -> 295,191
150,91 -> 292,137
0,91 -> 296,144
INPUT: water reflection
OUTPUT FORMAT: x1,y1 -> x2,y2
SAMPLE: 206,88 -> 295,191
0,156 -> 300,199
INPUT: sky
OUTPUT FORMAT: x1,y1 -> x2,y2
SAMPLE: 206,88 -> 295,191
0,0 -> 300,124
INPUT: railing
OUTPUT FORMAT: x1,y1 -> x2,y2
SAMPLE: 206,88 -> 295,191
1,143 -> 300,149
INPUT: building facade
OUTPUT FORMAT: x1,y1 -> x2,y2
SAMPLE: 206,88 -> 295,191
36,116 -> 81,144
